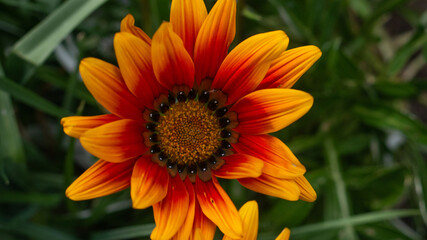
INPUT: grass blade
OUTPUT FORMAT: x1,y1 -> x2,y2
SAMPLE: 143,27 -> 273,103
90,224 -> 155,240
7,223 -> 78,240
409,142 -> 427,225
12,0 -> 108,66
324,137 -> 357,240
0,64 -> 26,185
291,209 -> 420,236
0,76 -> 71,118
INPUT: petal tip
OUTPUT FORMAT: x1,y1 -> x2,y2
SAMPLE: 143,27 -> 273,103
65,185 -> 84,201
307,45 -> 322,57
296,176 -> 317,202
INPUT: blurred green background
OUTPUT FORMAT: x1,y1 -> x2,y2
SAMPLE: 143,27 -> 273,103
1,0 -> 426,239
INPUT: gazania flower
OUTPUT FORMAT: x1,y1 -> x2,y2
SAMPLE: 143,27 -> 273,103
223,201 -> 290,240
61,0 -> 321,239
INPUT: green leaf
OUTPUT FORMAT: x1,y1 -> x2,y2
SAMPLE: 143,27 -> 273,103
369,0 -> 407,23
263,200 -> 315,229
242,6 -> 263,22
387,27 -> 427,76
374,81 -> 419,98
410,142 -> 427,226
335,134 -> 371,155
0,64 -> 25,185
148,0 -> 170,34
35,66 -> 97,106
0,191 -> 61,206
90,224 -> 155,240
11,0 -> 108,66
0,0 -> 55,13
347,167 -> 407,209
7,223 -> 78,240
0,76 -> 71,118
349,0 -> 371,18
291,209 -> 420,236
323,137 -> 357,240
353,105 -> 427,141
286,133 -> 324,155
357,222 -> 422,240
0,90 -> 26,185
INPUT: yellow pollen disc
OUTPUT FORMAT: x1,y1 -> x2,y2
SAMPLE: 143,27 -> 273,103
157,100 -> 221,165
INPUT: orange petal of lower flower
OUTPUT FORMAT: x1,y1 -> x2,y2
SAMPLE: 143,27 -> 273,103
196,176 -> 243,239
232,134 -> 306,178
212,31 -> 289,105
213,154 -> 263,179
61,114 -> 120,138
276,228 -> 291,240
80,119 -> 147,163
239,201 -> 259,240
79,57 -> 143,121
258,45 -> 322,90
131,156 -> 169,209
115,32 -> 165,109
172,178 -> 196,240
239,174 -> 300,201
152,22 -> 195,89
170,0 -> 207,57
151,175 -> 189,240
194,0 -> 236,84
231,89 -> 313,135
223,200 -> 259,240
66,159 -> 135,200
295,176 -> 317,202
190,199 -> 216,240
120,14 -> 151,44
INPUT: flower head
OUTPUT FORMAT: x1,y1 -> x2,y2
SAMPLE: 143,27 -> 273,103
61,0 -> 321,239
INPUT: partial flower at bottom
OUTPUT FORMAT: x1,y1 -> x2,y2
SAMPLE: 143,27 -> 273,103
222,201 -> 291,240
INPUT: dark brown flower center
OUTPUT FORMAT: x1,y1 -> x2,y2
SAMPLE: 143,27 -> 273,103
157,100 -> 221,165
144,86 -> 238,182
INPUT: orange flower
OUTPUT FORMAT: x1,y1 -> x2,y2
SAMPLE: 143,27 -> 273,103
61,0 -> 321,239
223,201 -> 291,240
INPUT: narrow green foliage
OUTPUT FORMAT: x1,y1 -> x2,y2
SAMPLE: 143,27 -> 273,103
11,0 -> 108,66
0,76 -> 71,118
90,224 -> 155,240
291,209 -> 420,236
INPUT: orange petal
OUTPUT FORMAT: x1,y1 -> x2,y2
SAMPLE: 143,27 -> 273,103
230,89 -> 313,135
275,228 -> 291,240
172,178 -> 196,240
170,0 -> 207,57
79,57 -> 143,121
258,45 -> 322,90
80,119 -> 147,163
61,114 -> 120,138
190,200 -> 216,240
239,174 -> 300,201
66,159 -> 135,200
212,31 -> 289,105
232,134 -> 306,178
196,176 -> 242,239
223,200 -> 259,240
131,156 -> 169,209
152,22 -> 195,89
120,14 -> 151,44
239,201 -> 259,240
115,32 -> 166,109
151,175 -> 189,240
194,0 -> 236,84
213,154 -> 263,179
295,176 -> 317,202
